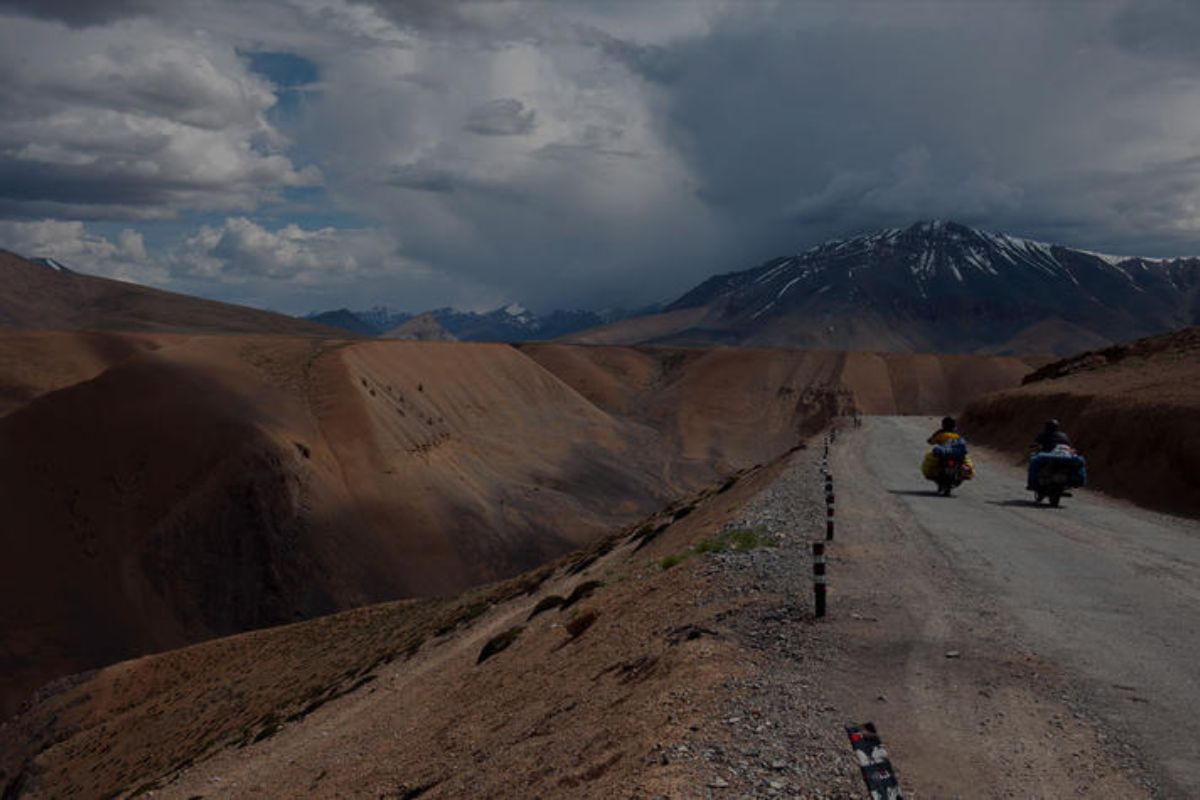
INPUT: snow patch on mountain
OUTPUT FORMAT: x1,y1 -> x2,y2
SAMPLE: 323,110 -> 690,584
30,257 -> 73,273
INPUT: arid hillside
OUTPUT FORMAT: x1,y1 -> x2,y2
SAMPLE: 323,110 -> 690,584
962,327 -> 1200,516
0,461 -> 796,800
0,335 -> 671,718
522,344 -> 1041,426
0,250 -> 339,336
0,335 -> 1038,719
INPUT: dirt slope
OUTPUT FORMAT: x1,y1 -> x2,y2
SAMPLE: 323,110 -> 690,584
0,329 -> 170,415
962,327 -> 1200,517
0,250 -> 339,336
523,344 -> 1041,425
0,337 -> 840,718
0,463 -> 789,799
0,336 -> 1038,718
0,335 -> 696,717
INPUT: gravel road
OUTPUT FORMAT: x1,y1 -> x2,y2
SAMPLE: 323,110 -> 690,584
689,414 -> 1200,798
829,415 -> 1200,798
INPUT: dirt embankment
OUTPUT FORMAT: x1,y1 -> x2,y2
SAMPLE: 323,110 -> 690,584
0,461 -> 792,800
962,327 -> 1200,517
0,336 -> 832,718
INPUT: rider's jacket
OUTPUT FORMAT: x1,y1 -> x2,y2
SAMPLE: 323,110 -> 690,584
928,430 -> 962,446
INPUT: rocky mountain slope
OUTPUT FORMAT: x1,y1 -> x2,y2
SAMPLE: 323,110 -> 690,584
962,326 -> 1200,516
0,250 -> 339,336
570,221 -> 1200,355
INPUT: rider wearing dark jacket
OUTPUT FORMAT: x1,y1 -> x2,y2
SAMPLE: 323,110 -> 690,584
1032,419 -> 1071,452
1027,419 -> 1084,491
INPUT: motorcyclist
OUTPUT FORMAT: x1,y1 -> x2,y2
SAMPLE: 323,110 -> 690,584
922,416 -> 975,481
1027,419 -> 1079,491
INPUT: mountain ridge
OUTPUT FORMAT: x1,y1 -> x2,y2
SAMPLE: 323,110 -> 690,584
568,220 -> 1200,354
0,249 -> 343,337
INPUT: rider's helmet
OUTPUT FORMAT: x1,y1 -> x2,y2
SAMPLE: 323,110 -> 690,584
1045,418 -> 1060,432
941,416 -> 956,431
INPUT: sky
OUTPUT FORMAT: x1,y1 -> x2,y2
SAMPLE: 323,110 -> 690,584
2,0 -> 1200,315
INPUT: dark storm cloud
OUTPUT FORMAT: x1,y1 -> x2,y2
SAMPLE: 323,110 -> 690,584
7,0 -> 1200,315
1111,0 -> 1200,62
464,98 -> 537,136
0,0 -> 157,25
586,1 -> 1200,264
0,157 -> 178,206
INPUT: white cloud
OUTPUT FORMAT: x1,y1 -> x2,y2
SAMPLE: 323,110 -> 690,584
171,217 -> 413,284
0,218 -> 165,283
0,14 -> 316,219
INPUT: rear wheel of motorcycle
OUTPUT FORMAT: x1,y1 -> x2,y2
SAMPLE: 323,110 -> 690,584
1048,493 -> 1061,508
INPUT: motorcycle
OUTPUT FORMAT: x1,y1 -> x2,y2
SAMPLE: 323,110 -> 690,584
931,450 -> 967,497
1029,447 -> 1087,507
922,438 -> 973,497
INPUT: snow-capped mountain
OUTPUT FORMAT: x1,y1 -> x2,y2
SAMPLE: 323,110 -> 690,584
307,303 -> 637,341
29,257 -> 73,274
616,220 -> 1200,354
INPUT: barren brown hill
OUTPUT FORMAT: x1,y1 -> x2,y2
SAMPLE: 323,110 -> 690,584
0,336 -> 675,717
0,335 -> 1039,719
0,249 -> 340,336
0,461 -> 791,800
962,327 -> 1200,517
522,344 -> 1042,430
0,329 -> 168,415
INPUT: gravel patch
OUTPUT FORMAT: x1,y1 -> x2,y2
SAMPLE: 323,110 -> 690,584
675,439 -> 862,798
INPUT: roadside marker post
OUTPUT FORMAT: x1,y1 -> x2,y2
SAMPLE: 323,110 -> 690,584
812,542 -> 827,618
846,723 -> 904,799
826,503 -> 834,541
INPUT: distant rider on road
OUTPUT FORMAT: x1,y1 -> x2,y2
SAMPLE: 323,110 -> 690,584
1027,419 -> 1078,491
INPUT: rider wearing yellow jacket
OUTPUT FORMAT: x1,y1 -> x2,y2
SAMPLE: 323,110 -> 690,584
921,417 -> 976,479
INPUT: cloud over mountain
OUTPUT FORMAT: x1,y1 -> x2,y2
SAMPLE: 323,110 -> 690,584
2,1 -> 1200,314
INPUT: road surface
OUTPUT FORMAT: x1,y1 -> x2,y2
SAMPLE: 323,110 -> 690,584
829,416 -> 1200,798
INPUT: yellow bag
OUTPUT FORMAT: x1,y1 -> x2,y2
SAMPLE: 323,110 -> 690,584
921,448 -> 976,480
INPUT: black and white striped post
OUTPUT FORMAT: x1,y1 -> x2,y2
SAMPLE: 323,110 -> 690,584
812,541 -> 827,618
846,723 -> 904,799
826,502 -> 835,541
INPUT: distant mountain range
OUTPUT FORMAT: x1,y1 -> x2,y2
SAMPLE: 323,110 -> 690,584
14,219 -> 1200,353
307,303 -> 644,342
570,220 -> 1200,355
